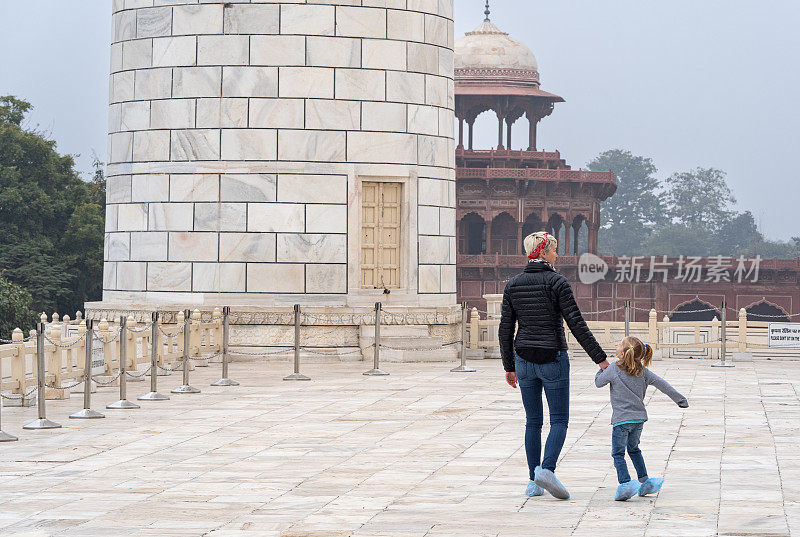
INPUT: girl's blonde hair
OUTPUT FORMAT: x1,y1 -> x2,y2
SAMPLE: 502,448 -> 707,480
524,231 -> 557,258
617,336 -> 653,376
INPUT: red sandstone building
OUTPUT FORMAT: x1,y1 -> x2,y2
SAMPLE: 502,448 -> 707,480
453,12 -> 799,322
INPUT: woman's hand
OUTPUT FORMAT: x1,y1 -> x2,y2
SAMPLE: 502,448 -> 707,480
506,371 -> 518,389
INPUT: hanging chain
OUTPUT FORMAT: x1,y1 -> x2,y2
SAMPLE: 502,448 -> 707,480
0,386 -> 38,400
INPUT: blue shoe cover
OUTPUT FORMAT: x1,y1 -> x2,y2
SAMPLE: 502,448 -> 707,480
615,480 -> 640,501
525,481 -> 544,497
638,477 -> 664,496
534,466 -> 570,500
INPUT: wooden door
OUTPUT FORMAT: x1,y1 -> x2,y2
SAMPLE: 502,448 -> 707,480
361,182 -> 401,289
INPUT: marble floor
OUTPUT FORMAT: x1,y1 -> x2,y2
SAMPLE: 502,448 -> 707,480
1,356 -> 798,537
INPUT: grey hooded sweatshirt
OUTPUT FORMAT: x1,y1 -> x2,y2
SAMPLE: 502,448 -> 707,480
595,363 -> 688,425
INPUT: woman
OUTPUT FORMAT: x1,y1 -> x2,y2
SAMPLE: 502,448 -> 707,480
498,231 -> 609,500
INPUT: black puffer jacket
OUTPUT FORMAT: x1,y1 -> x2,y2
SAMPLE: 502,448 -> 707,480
499,261 -> 607,372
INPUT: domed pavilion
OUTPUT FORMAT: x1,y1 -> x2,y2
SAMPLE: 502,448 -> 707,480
454,3 -> 617,310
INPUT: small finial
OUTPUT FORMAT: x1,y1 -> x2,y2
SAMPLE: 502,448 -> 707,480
484,0 -> 491,21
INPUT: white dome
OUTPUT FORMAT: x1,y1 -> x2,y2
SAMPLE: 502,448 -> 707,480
454,20 -> 539,73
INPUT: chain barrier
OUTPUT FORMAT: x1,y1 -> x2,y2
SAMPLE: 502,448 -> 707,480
230,348 -> 293,356
126,321 -> 155,333
302,347 -> 364,356
188,352 -> 222,361
0,386 -> 38,400
125,366 -> 152,378
96,327 -> 124,344
43,330 -> 88,349
158,324 -> 185,338
301,312 -> 377,325
378,342 -> 459,352
724,307 -> 800,319
0,334 -> 35,344
91,369 -> 125,386
586,306 -> 627,315
44,375 -> 88,391
157,359 -> 187,373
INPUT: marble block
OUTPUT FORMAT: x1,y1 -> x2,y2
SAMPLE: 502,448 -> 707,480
306,37 -> 361,68
117,203 -> 148,231
335,69 -> 386,101
386,71 -> 426,104
219,233 -> 276,263
136,6 -> 172,38
418,235 -> 452,264
418,205 -> 440,235
306,204 -> 347,234
193,202 -> 247,232
148,202 -> 194,231
250,36 -> 305,66
173,67 -> 222,98
221,129 -> 277,160
220,174 -> 277,202
247,203 -> 304,233
223,4 -> 279,35
168,232 -> 219,262
130,232 -> 168,262
196,98 -> 249,128
408,104 -> 439,135
169,174 -> 220,202
249,98 -> 304,129
172,4 -> 223,36
336,7 -> 387,38
277,130 -> 346,162
122,39 -> 152,71
106,232 -> 131,261
109,132 -> 134,163
151,99 -> 196,129
362,39 -> 407,71
277,175 -> 347,204
198,35 -> 249,66
131,174 -> 169,202
116,261 -> 147,291
192,262 -> 246,292
306,264 -> 347,293
107,175 -> 132,203
247,263 -> 305,293
276,234 -> 347,263
280,4 -> 335,36
387,9 -> 425,42
134,68 -> 172,100
418,264 -> 441,293
171,129 -> 221,161
279,67 -> 334,99
361,101 -> 407,132
222,66 -> 278,97
305,100 -> 360,131
120,101 -> 150,131
152,36 -> 197,67
347,132 -> 417,164
147,262 -> 192,292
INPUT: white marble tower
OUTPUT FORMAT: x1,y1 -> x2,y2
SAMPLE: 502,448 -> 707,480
102,0 -> 456,310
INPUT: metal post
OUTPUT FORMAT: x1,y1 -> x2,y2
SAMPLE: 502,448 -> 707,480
107,316 -> 140,409
713,299 -> 734,368
364,302 -> 389,376
624,300 -> 631,337
70,319 -> 105,419
452,302 -> 476,372
23,323 -> 62,429
212,306 -> 240,386
284,304 -> 311,381
139,311 -> 169,400
172,309 -> 200,393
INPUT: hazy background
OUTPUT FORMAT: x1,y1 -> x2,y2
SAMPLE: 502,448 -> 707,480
0,1 -> 797,239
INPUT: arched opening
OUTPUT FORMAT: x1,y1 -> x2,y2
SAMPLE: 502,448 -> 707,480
670,299 -> 720,322
489,212 -> 517,255
521,213 -> 544,254
546,214 -> 566,255
459,213 -> 486,255
746,301 -> 789,322
572,215 -> 589,256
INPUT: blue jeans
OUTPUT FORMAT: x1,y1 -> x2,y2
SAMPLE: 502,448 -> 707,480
611,422 -> 648,484
515,351 -> 570,481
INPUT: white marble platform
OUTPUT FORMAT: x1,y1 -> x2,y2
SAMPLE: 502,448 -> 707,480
1,357 -> 797,536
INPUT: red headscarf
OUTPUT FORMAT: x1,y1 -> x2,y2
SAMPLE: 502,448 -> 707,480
528,232 -> 550,260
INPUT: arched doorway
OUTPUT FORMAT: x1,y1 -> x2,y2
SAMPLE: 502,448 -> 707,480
572,215 -> 589,256
490,212 -> 517,255
521,213 -> 543,254
670,299 -> 720,322
459,213 -> 485,255
546,214 -> 566,255
746,301 -> 789,322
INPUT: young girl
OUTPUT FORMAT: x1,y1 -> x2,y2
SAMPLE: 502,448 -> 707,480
595,336 -> 689,501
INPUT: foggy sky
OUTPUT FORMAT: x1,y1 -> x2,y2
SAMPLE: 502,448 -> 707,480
1,1 -> 797,240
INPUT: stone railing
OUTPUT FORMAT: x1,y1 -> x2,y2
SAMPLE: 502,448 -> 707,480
0,309 -> 222,405
466,296 -> 800,361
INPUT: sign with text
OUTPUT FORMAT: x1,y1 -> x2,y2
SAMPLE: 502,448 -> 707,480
768,323 -> 800,348
614,255 -> 762,284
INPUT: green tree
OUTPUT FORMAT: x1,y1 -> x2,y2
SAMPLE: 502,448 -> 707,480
588,149 -> 665,256
663,167 -> 736,228
713,211 -> 763,255
0,275 -> 37,339
0,96 -> 104,317
643,223 -> 715,257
